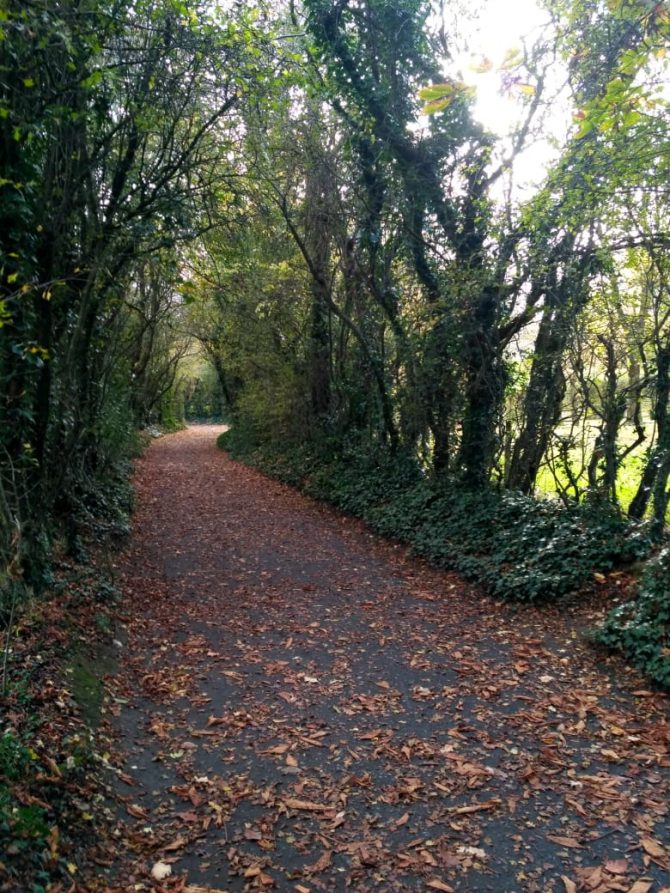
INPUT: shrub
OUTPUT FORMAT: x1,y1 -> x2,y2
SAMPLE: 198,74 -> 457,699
598,547 -> 670,687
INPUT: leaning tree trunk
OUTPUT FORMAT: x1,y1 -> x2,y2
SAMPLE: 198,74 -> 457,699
506,301 -> 568,493
629,338 -> 670,529
304,146 -> 334,424
458,284 -> 504,487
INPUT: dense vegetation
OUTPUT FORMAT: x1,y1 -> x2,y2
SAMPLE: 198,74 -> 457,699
2,0 -> 670,684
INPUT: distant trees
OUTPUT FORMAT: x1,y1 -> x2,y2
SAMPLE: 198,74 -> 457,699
0,0 -> 266,591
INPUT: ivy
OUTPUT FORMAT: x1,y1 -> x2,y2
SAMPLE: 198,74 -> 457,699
598,547 -> 670,686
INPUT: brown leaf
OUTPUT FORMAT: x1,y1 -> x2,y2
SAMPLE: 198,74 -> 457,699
185,887 -> 230,893
283,798 -> 332,812
627,882 -> 653,893
175,810 -> 199,823
561,878 -> 577,893
163,835 -> 188,852
640,837 -> 666,858
450,798 -> 501,815
243,829 -> 263,841
358,728 -> 385,740
427,880 -> 455,892
306,850 -> 332,874
126,803 -> 150,820
605,859 -> 628,875
546,834 -> 582,849
263,744 -> 290,755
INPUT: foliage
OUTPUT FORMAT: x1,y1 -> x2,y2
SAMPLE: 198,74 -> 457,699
598,546 -> 670,687
0,0 -> 270,596
0,543 -> 128,888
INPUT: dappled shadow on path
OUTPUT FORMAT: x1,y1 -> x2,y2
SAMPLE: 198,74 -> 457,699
102,425 -> 670,893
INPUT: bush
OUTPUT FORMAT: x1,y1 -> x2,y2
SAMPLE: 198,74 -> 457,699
598,547 -> 670,687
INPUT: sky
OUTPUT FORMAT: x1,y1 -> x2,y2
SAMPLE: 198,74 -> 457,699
457,0 -> 551,130
447,0 -> 570,189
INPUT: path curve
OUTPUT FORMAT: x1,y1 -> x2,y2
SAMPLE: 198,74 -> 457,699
106,425 -> 670,893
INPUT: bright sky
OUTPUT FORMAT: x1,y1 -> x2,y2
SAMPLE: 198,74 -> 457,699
458,0 -> 550,127
448,0 -> 569,190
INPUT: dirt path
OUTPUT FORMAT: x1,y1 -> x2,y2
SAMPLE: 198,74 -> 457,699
103,425 -> 670,893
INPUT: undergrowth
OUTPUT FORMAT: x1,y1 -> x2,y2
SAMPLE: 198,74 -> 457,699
597,547 -> 670,687
0,560 -> 121,892
219,428 -> 669,687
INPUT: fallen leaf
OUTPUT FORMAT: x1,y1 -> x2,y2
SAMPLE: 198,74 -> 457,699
151,861 -> 172,881
283,798 -> 332,812
185,886 -> 230,893
450,798 -> 500,814
244,829 -> 263,841
306,850 -> 332,874
605,859 -> 628,875
627,882 -> 653,893
164,835 -> 188,852
175,810 -> 199,823
427,880 -> 455,892
561,878 -> 576,893
263,744 -> 290,755
546,835 -> 582,849
126,804 -> 150,821
456,845 -> 486,860
640,837 -> 666,858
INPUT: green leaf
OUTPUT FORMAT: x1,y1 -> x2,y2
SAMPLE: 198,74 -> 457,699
418,83 -> 454,102
80,70 -> 103,89
499,47 -> 523,70
517,83 -> 536,96
470,57 -> 493,74
421,97 -> 453,115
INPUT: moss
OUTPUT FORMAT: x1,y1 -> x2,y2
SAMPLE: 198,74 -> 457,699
68,651 -> 115,729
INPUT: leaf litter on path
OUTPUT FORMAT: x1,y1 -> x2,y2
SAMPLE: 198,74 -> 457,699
92,426 -> 670,893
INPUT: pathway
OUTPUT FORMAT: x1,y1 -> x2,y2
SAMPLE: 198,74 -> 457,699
103,425 -> 670,893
